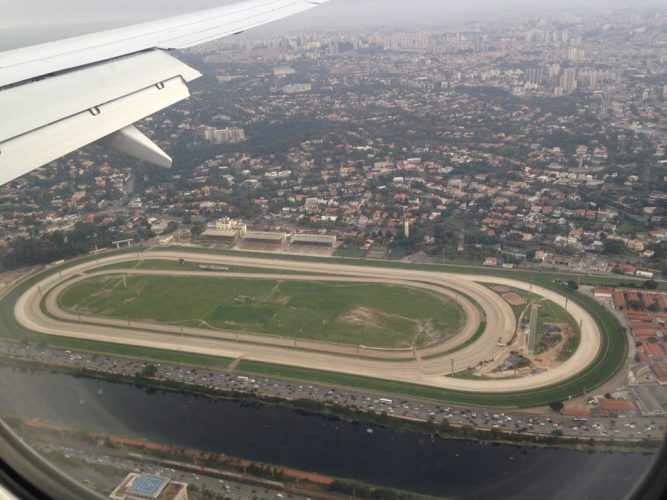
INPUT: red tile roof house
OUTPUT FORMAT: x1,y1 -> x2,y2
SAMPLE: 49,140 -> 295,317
652,364 -> 667,385
613,291 -> 627,310
597,399 -> 637,416
593,288 -> 613,299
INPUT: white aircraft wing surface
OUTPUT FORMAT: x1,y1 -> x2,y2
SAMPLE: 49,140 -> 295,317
0,0 -> 329,186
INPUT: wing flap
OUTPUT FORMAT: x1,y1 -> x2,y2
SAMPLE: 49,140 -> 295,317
0,75 -> 188,185
0,51 -> 200,144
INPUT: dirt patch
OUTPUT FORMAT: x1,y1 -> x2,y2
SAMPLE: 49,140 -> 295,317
492,285 -> 511,293
338,307 -> 386,329
502,292 -> 526,306
416,320 -> 443,347
531,323 -> 572,370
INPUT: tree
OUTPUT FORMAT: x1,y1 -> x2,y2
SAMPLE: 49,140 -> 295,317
162,221 -> 179,235
549,401 -> 564,412
644,280 -> 658,290
603,239 -> 626,255
567,280 -> 579,291
139,364 -> 158,378
190,222 -> 206,240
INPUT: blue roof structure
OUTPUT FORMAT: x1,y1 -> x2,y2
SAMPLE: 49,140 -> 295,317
127,475 -> 168,498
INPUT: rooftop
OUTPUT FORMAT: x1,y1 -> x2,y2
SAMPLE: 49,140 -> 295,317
110,473 -> 188,500
598,399 -> 637,413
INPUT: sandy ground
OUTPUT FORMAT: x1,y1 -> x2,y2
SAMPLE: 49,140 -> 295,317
13,250 -> 602,394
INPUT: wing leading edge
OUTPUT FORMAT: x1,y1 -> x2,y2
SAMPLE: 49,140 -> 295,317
0,0 -> 330,186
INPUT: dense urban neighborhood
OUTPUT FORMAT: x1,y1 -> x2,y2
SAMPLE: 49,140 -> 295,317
2,8 -> 667,278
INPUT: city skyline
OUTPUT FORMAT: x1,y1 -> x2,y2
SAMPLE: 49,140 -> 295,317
3,0 -> 667,50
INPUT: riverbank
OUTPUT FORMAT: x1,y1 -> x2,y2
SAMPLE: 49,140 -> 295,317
1,354 -> 661,454
0,362 -> 654,499
9,416 -> 439,500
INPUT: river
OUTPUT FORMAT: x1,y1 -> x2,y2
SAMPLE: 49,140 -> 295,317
0,365 -> 657,499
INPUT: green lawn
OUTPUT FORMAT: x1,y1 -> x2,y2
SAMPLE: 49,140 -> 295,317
333,246 -> 366,258
59,275 -> 464,349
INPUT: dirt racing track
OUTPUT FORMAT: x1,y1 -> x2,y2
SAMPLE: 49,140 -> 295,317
14,250 -> 603,394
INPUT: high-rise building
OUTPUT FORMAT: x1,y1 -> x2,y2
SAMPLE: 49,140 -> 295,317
527,67 -> 545,86
589,71 -> 600,91
567,47 -> 585,63
548,63 -> 561,81
560,68 -> 578,94
525,30 -> 542,43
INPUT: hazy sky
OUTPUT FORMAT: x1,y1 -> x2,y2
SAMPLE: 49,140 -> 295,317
0,0 -> 664,50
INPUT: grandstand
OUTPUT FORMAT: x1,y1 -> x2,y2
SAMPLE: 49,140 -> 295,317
200,228 -> 238,244
200,218 -> 247,245
290,233 -> 337,248
242,231 -> 287,243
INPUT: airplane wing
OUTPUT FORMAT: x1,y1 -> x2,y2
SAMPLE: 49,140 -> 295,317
0,0 -> 329,186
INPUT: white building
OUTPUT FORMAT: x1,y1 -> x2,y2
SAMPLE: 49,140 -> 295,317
201,126 -> 246,144
283,83 -> 312,94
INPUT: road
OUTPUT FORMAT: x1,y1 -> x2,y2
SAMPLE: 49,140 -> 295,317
13,249 -> 603,394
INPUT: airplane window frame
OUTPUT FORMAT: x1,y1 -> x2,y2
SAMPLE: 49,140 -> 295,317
0,412 -> 666,500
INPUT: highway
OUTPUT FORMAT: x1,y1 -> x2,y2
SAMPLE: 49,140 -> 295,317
13,249 -> 602,393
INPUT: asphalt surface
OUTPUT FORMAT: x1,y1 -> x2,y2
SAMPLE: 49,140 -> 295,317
13,250 -> 602,393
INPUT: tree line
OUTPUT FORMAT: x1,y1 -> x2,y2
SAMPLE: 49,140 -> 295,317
1,222 -> 128,271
